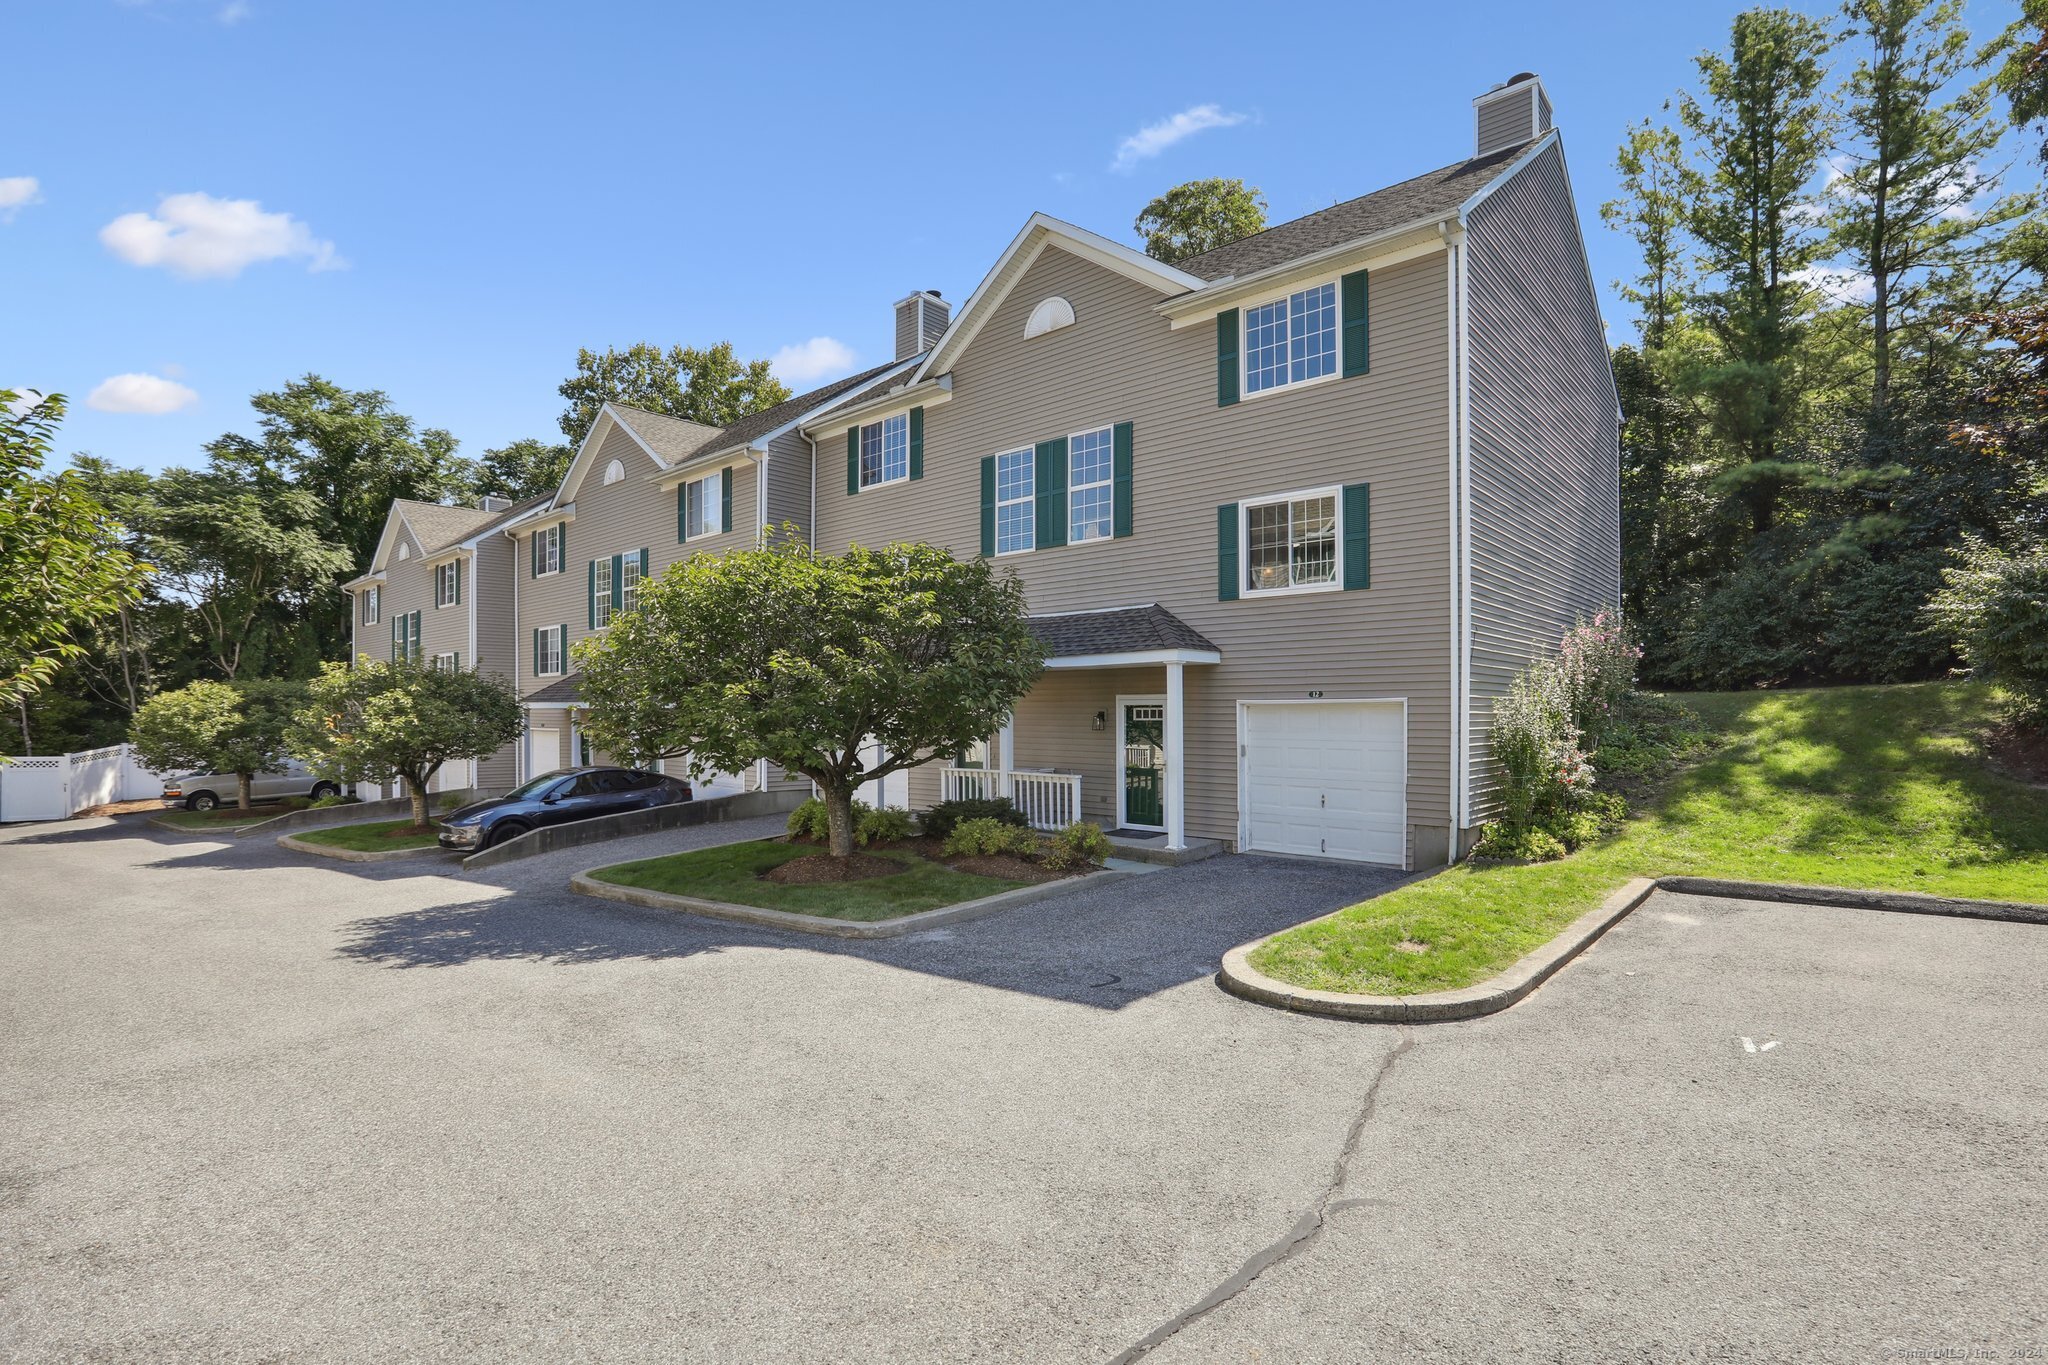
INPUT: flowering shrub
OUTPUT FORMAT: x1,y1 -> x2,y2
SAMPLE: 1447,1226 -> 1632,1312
1488,664 -> 1587,832
1554,611 -> 1644,750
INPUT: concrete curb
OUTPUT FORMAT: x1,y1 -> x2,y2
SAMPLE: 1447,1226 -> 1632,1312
570,861 -> 1132,940
276,831 -> 455,864
1218,874 -> 2048,1024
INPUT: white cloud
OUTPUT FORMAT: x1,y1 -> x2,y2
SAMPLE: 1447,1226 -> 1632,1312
0,177 -> 42,223
86,372 -> 200,415
218,0 -> 251,21
99,191 -> 343,279
771,336 -> 856,385
1111,104 -> 1247,173
1791,265 -> 1876,305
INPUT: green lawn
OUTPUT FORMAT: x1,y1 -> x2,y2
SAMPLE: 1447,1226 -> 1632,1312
1250,682 -> 2048,997
292,819 -> 444,852
589,839 -> 1033,922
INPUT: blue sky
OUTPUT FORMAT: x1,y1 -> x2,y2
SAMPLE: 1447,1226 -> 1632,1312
4,0 -> 2032,473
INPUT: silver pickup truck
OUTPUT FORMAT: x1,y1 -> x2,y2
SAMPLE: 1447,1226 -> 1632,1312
160,762 -> 343,812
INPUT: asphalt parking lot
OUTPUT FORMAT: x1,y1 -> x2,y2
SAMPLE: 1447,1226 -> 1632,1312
2,813 -> 2042,1362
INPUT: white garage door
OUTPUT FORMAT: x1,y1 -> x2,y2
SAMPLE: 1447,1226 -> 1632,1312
526,727 -> 560,780
1242,702 -> 1406,866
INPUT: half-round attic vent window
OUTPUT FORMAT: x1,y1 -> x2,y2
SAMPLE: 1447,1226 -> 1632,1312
1025,296 -> 1075,339
603,458 -> 626,486
397,544 -> 410,561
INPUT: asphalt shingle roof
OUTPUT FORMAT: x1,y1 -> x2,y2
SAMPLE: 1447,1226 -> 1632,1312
1027,605 -> 1220,659
686,359 -> 913,459
603,407 -> 724,466
394,500 -> 498,556
1172,140 -> 1535,282
526,673 -> 582,704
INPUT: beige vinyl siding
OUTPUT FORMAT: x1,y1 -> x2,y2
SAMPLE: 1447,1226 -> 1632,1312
816,241 -> 1455,861
513,422 -> 759,698
1477,89 -> 1535,157
1464,140 -> 1622,824
470,532 -> 520,789
762,429 -> 813,536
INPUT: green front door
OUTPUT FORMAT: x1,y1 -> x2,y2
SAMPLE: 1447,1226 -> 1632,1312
1123,703 -> 1164,828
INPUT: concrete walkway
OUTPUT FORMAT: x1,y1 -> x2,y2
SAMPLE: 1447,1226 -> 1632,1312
1,815 -> 2041,1361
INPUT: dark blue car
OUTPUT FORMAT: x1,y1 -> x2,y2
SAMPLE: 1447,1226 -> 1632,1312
437,766 -> 692,850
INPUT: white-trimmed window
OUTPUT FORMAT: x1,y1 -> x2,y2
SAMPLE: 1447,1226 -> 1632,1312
994,447 -> 1034,555
434,560 -> 460,608
536,524 -> 563,576
361,585 -> 380,625
859,413 -> 909,489
1242,488 -> 1341,594
433,651 -> 459,671
1068,426 -> 1114,544
537,625 -> 566,676
618,551 -> 641,614
684,473 -> 723,538
594,556 -> 614,627
1243,281 -> 1339,396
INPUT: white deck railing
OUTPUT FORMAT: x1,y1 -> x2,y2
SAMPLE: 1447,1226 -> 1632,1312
939,768 -> 1081,832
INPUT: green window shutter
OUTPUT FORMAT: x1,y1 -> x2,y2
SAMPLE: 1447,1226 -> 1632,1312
677,483 -> 688,543
559,626 -> 568,674
391,615 -> 400,660
1341,269 -> 1370,377
1342,483 -> 1371,590
556,523 -> 563,568
1215,308 -> 1240,407
720,467 -> 734,533
979,456 -> 995,558
530,531 -> 539,578
587,559 -> 596,629
639,547 -> 649,579
1034,437 -> 1068,550
908,406 -> 924,480
1112,421 -> 1134,539
1217,504 -> 1240,601
531,627 -> 539,676
846,427 -> 860,496
609,554 -> 623,617
453,650 -> 460,671
453,558 -> 461,605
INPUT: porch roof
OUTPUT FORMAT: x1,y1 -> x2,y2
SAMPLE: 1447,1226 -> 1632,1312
524,673 -> 583,705
1028,605 -> 1221,669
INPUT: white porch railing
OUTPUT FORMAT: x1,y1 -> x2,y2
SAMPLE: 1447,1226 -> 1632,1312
939,768 -> 1081,831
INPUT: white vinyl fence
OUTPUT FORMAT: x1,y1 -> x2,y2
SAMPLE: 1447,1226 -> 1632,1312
0,744 -> 176,824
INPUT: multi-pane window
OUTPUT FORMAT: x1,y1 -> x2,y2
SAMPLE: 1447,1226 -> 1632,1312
537,524 -> 562,575
1244,491 -> 1340,594
684,473 -> 722,538
859,414 -> 909,489
1243,282 -> 1339,395
618,552 -> 641,615
434,560 -> 460,608
593,557 -> 614,627
433,652 -> 458,671
994,447 -> 1034,555
1067,426 -> 1114,543
361,585 -> 380,625
537,626 -> 565,676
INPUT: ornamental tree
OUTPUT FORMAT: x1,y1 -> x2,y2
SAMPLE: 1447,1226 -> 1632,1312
574,535 -> 1045,858
129,678 -> 304,810
289,656 -> 522,829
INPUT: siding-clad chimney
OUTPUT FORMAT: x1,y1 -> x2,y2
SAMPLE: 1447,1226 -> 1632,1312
1473,73 -> 1551,158
480,494 -> 513,512
894,290 -> 950,360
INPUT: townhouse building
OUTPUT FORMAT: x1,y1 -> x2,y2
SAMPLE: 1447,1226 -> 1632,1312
345,72 -> 1617,870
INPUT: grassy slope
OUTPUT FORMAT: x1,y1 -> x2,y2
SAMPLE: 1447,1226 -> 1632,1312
293,819 -> 442,851
591,840 -> 1030,922
1250,682 -> 2048,997
155,797 -> 314,830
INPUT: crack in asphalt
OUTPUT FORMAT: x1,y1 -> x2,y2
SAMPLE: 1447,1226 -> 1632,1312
1102,1030 -> 1415,1365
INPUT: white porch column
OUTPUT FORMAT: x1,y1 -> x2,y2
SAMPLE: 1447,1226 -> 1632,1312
998,720 -> 1016,799
1164,661 -> 1186,851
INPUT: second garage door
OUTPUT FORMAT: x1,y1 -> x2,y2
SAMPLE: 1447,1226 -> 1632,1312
1241,701 -> 1406,866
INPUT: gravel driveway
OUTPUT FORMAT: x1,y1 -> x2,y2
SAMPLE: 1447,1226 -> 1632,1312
2,814 -> 2041,1362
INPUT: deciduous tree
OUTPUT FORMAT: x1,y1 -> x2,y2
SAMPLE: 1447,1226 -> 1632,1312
574,535 -> 1044,858
1134,178 -> 1268,263
557,343 -> 789,450
129,678 -> 303,810
289,657 -> 522,829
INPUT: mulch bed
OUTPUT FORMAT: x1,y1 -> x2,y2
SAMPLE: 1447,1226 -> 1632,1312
943,853 -> 1065,883
762,852 -> 906,885
1985,722 -> 2048,786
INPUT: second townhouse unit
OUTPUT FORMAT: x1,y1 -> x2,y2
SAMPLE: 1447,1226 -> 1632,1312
344,71 -> 1617,871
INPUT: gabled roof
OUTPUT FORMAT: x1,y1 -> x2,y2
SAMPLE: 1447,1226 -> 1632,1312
395,499 -> 499,555
648,359 -> 918,480
1028,605 -> 1220,659
1172,140 -> 1535,282
913,213 -> 1206,382
464,492 -> 553,542
526,673 -> 583,705
605,405 -> 724,465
